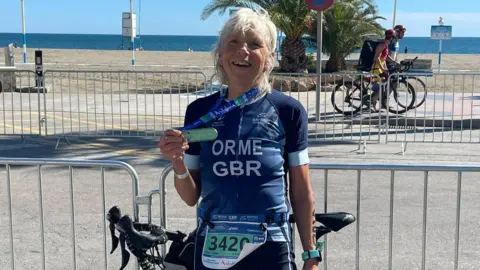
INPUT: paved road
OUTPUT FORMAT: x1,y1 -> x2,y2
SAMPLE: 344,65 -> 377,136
0,134 -> 479,270
1,86 -> 480,269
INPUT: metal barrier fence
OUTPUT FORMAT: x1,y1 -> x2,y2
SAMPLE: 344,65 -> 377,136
41,70 -> 207,138
0,69 -> 43,138
270,72 -> 385,143
386,72 -> 480,146
157,163 -> 480,270
3,69 -> 480,151
0,157 -> 141,270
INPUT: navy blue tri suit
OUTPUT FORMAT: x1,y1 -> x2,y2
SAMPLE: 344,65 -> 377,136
183,88 -> 309,270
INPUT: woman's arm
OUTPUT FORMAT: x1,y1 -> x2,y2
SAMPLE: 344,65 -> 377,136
172,158 -> 201,207
289,164 -> 317,256
159,128 -> 202,207
373,43 -> 386,68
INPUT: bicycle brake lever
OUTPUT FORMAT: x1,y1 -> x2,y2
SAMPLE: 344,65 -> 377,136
109,221 -> 119,254
106,206 -> 122,254
119,233 -> 130,270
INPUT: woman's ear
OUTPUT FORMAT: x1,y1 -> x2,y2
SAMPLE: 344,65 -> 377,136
264,54 -> 274,71
264,60 -> 271,71
218,54 -> 224,68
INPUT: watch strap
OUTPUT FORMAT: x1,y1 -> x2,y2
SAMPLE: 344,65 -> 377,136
301,249 -> 321,261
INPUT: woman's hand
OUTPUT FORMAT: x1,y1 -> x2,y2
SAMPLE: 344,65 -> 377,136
158,129 -> 189,162
302,259 -> 319,270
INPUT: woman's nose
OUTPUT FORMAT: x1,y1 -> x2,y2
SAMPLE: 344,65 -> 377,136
236,43 -> 250,56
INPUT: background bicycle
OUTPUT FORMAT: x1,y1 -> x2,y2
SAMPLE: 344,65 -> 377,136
331,57 -> 425,116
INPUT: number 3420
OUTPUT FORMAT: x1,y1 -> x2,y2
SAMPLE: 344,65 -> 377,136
208,236 -> 250,252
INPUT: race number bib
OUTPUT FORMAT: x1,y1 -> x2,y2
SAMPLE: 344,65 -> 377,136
201,221 -> 267,269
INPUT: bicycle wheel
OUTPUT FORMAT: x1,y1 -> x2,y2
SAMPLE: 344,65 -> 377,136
405,76 -> 427,108
331,82 -> 362,116
383,81 -> 416,114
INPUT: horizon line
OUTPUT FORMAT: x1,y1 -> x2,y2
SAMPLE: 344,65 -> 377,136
0,31 -> 477,38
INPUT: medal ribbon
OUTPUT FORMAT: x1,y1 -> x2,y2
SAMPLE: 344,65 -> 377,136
178,88 -> 260,131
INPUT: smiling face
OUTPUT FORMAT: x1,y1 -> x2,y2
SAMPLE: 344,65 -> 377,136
212,8 -> 277,95
218,30 -> 270,90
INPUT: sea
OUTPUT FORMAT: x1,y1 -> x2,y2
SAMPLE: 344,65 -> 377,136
1,33 -> 480,54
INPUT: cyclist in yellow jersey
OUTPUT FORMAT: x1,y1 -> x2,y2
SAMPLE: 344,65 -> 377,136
370,29 -> 396,111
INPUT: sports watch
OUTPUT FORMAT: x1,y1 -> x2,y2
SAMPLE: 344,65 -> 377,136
301,249 -> 321,262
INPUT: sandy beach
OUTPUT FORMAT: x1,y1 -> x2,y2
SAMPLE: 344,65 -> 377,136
1,47 -> 480,101
2,48 -> 480,72
1,48 -> 480,94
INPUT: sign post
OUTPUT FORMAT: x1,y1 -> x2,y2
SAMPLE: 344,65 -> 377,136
5,44 -> 15,66
35,50 -> 44,88
430,17 -> 452,72
305,0 -> 334,121
130,0 -> 135,65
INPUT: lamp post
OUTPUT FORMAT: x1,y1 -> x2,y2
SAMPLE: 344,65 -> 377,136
130,0 -> 135,65
392,0 -> 397,28
21,0 -> 27,63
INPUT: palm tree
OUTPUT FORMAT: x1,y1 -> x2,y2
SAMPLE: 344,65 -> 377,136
200,0 -> 316,73
308,0 -> 385,72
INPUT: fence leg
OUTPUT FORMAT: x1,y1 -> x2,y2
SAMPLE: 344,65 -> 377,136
401,141 -> 408,156
357,139 -> 367,154
55,137 -> 72,149
21,135 -> 27,146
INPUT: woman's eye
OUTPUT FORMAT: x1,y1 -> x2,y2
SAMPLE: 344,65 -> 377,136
249,42 -> 262,49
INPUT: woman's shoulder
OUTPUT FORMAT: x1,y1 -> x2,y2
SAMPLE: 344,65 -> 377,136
266,89 -> 306,112
186,91 -> 221,112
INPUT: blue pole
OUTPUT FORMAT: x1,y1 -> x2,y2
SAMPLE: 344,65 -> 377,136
23,33 -> 27,63
131,39 -> 135,65
438,40 -> 442,72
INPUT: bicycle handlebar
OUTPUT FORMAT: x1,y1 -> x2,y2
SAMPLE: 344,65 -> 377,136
107,205 -> 187,270
398,56 -> 419,73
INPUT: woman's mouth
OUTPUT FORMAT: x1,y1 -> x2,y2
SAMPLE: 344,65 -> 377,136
232,61 -> 252,67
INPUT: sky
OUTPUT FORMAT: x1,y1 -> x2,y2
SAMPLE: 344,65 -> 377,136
0,0 -> 478,37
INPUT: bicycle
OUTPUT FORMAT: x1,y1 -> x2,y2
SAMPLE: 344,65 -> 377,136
106,205 -> 356,270
388,57 -> 428,110
331,57 -> 422,116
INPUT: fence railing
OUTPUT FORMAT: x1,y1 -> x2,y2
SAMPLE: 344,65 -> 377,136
270,72 -> 385,143
157,162 -> 480,270
0,157 -> 141,270
386,72 -> 480,145
3,69 -> 480,151
0,70 -> 43,138
2,156 -> 478,269
40,70 -> 208,138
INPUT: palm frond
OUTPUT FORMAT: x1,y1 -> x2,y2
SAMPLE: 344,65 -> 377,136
200,0 -> 260,20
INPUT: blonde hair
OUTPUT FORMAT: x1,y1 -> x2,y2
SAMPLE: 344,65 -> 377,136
212,7 -> 277,93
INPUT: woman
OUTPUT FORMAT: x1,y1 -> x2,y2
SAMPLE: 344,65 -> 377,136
159,8 -> 318,270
